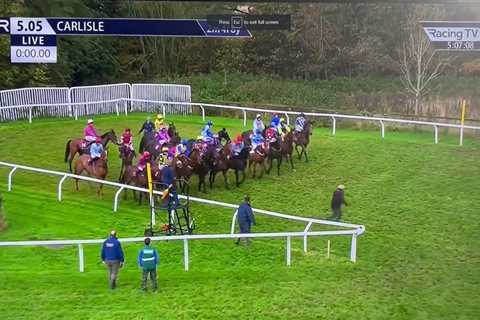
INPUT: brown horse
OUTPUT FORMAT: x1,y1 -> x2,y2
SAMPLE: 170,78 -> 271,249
224,143 -> 249,187
208,146 -> 229,189
293,120 -> 313,162
65,130 -> 119,172
73,152 -> 108,196
118,146 -> 136,182
121,163 -> 161,204
173,154 -> 194,193
265,139 -> 283,176
249,144 -> 267,179
280,130 -> 295,171
189,148 -> 211,193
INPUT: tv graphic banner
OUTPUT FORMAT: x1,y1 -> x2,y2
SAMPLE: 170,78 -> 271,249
421,21 -> 480,51
1,17 -> 252,63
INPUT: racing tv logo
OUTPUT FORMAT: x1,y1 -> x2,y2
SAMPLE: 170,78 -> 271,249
0,18 -> 10,34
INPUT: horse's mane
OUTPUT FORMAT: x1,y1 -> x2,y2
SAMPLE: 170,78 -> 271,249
101,129 -> 115,138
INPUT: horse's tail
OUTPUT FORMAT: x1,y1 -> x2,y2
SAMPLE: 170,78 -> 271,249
64,140 -> 72,162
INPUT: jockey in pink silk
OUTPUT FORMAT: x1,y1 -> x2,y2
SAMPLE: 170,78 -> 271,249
84,119 -> 99,144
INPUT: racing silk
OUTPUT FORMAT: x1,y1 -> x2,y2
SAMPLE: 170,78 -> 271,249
270,116 -> 280,128
155,119 -> 165,131
137,154 -> 150,170
265,127 -> 277,141
251,134 -> 265,150
175,144 -> 186,156
140,120 -> 155,134
138,245 -> 158,271
84,125 -> 98,142
253,119 -> 265,134
90,143 -> 103,158
201,124 -> 214,144
156,129 -> 170,145
280,122 -> 291,134
295,117 -> 306,132
121,132 -> 132,145
232,141 -> 244,156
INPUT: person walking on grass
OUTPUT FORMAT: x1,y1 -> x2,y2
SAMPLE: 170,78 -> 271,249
329,185 -> 348,221
138,237 -> 159,292
101,230 -> 124,289
236,195 -> 256,245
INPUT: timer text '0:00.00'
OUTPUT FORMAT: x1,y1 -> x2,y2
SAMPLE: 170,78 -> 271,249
15,47 -> 51,58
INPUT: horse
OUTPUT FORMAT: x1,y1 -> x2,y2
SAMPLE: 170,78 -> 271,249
172,154 -> 194,193
189,148 -> 211,193
217,128 -> 231,144
120,163 -> 162,205
224,143 -> 249,187
73,151 -> 108,196
168,122 -> 181,146
265,139 -> 283,176
249,143 -> 267,179
65,130 -> 118,173
280,130 -> 295,171
139,131 -> 155,154
208,146 -> 230,189
118,145 -> 136,182
293,120 -> 314,162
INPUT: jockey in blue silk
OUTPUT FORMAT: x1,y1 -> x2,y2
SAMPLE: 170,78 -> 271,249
89,137 -> 103,166
250,131 -> 265,152
270,113 -> 280,128
253,114 -> 265,134
175,140 -> 188,157
201,120 -> 214,144
295,112 -> 306,132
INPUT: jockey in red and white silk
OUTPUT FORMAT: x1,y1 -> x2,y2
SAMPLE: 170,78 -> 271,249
121,128 -> 134,152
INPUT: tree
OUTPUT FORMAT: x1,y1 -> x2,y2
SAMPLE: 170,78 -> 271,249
398,7 -> 452,117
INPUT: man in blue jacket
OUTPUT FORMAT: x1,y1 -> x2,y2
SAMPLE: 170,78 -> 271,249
101,230 -> 125,289
235,195 -> 256,245
138,237 -> 159,291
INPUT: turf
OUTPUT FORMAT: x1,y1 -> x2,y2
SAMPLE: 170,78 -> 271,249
0,113 -> 479,320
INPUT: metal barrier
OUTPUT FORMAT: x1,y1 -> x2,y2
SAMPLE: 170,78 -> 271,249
0,161 -> 365,266
69,83 -> 131,117
131,83 -> 192,115
0,230 -> 358,273
125,99 -> 480,146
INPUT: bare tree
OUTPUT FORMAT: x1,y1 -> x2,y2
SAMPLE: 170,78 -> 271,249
399,8 -> 452,118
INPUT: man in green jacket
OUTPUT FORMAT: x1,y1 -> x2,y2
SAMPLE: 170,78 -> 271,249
137,237 -> 159,291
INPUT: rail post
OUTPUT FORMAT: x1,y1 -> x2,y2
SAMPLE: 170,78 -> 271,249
380,120 -> 385,139
74,105 -> 78,120
28,107 -> 32,124
242,109 -> 247,127
115,103 -> 119,116
7,167 -> 18,191
285,113 -> 290,126
57,175 -> 68,201
230,210 -> 238,235
350,234 -> 357,263
303,222 -> 313,253
78,244 -> 84,272
183,239 -> 189,271
123,99 -> 128,116
200,105 -> 205,121
113,186 -> 125,212
286,236 -> 292,266
434,125 -> 439,144
331,116 -> 336,135
162,104 -> 166,119
327,240 -> 331,258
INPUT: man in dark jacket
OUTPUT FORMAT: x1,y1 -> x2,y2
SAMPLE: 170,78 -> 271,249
236,195 -> 256,245
329,185 -> 348,221
138,237 -> 159,292
101,230 -> 125,289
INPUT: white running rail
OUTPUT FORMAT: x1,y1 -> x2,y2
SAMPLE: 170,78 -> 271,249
0,161 -> 365,268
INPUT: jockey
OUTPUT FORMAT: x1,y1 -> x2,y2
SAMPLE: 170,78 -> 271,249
251,131 -> 265,153
136,151 -> 151,175
155,127 -> 170,149
253,114 -> 265,134
279,118 -> 291,135
139,116 -> 155,135
265,126 -> 277,142
175,141 -> 188,157
120,128 -> 134,152
155,113 -> 166,131
84,119 -> 99,145
158,147 -> 170,168
201,120 -> 214,144
231,135 -> 244,157
89,137 -> 103,166
270,113 -> 281,128
295,112 -> 306,133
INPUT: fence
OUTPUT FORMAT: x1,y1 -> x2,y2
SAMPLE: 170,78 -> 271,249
0,161 -> 365,270
0,83 -> 192,122
125,99 -> 480,146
